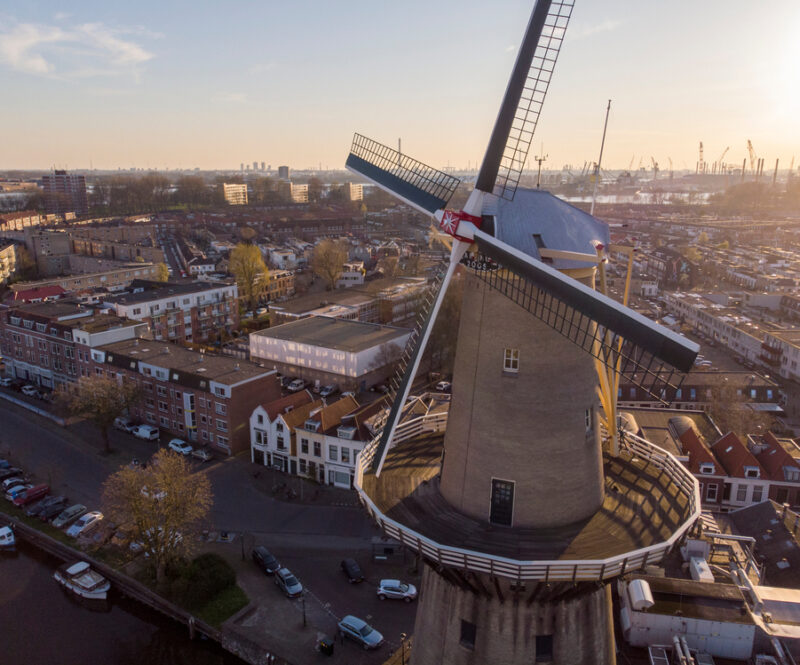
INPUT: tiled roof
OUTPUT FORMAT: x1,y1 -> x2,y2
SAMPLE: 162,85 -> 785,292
711,432 -> 762,478
307,395 -> 360,434
676,425 -> 719,475
280,399 -> 324,432
12,285 -> 66,302
262,390 -> 314,421
754,432 -> 800,481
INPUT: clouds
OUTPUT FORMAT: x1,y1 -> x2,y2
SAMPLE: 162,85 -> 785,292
0,19 -> 155,78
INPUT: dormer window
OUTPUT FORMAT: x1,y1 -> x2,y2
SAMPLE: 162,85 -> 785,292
744,466 -> 760,479
338,426 -> 357,440
304,420 -> 321,432
699,463 -> 715,475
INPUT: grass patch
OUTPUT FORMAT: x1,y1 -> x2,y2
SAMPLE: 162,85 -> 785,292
192,584 -> 249,628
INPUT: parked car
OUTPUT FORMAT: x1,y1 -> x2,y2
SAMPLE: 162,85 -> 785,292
51,504 -> 88,528
66,511 -> 103,538
280,376 -> 296,389
191,448 -> 213,462
21,384 -> 39,397
274,567 -> 303,597
114,416 -> 136,432
0,468 -> 23,483
0,377 -> 13,387
435,380 -> 452,392
1,476 -> 27,493
13,483 -> 49,507
5,483 -> 32,501
255,307 -> 268,316
252,546 -> 280,575
35,496 -> 69,521
287,379 -> 306,393
341,558 -> 364,584
377,579 -> 418,602
0,459 -> 9,469
167,439 -> 193,455
133,424 -> 160,441
319,384 -> 338,398
337,615 -> 384,650
243,310 -> 254,319
341,391 -> 356,398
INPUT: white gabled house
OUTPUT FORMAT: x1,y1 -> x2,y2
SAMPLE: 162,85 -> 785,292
249,390 -> 316,471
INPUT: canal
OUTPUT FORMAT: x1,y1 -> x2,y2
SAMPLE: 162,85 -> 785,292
0,542 -> 245,665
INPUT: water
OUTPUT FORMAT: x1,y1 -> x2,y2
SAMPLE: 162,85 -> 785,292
0,543 -> 246,665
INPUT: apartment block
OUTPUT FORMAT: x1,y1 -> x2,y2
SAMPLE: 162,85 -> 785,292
223,183 -> 248,206
104,280 -> 239,343
88,338 -> 281,455
42,170 -> 88,216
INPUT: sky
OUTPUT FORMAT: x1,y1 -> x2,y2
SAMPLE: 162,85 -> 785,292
1,0 -> 799,173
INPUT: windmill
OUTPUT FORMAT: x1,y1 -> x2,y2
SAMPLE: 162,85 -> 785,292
346,1 -> 700,663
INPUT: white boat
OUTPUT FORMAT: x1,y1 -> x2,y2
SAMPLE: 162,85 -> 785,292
0,526 -> 15,550
54,561 -> 110,600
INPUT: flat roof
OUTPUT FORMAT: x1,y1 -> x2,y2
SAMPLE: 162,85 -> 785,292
106,280 -> 233,305
100,338 -> 273,386
271,277 -> 426,315
252,316 -> 410,353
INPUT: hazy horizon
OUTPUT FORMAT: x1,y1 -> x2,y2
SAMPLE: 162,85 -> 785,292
2,0 -> 799,172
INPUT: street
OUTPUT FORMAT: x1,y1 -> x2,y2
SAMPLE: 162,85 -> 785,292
0,398 -> 419,664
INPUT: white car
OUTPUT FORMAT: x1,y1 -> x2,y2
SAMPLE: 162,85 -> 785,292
435,381 -> 452,392
167,439 -> 193,455
287,379 -> 306,392
377,579 -> 418,602
66,511 -> 103,538
133,424 -> 160,441
0,377 -> 13,387
21,385 -> 39,397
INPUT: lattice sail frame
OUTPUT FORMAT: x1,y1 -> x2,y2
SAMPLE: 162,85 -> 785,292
346,134 -> 460,214
476,0 -> 575,201
472,232 -> 697,402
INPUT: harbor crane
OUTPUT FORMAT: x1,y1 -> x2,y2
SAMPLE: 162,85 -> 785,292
718,146 -> 730,174
668,156 -> 673,179
698,141 -> 704,174
650,156 -> 659,180
747,140 -> 757,174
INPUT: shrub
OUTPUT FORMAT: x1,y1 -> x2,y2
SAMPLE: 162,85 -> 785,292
179,553 -> 236,608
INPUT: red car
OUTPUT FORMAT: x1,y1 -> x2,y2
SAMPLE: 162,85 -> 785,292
13,483 -> 49,507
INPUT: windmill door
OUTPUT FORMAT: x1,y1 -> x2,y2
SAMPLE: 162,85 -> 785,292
490,479 -> 515,526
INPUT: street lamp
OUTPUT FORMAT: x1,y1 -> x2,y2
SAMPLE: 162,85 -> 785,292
400,632 -> 407,665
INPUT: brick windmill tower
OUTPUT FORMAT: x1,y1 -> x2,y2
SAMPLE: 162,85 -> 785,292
346,2 -> 702,663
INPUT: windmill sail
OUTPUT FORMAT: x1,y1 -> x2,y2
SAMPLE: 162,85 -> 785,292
472,229 -> 698,401
346,134 -> 460,215
475,0 -> 574,201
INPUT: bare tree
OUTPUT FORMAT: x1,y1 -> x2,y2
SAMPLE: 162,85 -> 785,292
229,243 -> 268,309
311,239 -> 348,290
369,342 -> 403,371
58,376 -> 142,453
102,449 -> 212,584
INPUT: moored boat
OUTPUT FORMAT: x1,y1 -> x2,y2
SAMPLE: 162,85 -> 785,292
0,525 -> 15,551
53,561 -> 110,600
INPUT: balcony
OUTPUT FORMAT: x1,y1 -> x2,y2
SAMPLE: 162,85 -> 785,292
355,416 -> 699,582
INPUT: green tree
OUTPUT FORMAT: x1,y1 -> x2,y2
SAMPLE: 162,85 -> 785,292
58,376 -> 142,453
102,448 -> 213,584
155,262 -> 170,282
311,239 -> 348,290
229,243 -> 267,308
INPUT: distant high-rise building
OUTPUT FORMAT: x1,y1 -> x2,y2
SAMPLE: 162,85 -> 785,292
278,165 -> 290,180
260,161 -> 265,171
223,183 -> 248,205
346,183 -> 363,201
41,170 -> 88,217
240,163 -> 244,172
253,161 -> 258,171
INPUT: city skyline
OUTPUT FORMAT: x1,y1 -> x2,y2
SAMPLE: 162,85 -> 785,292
2,0 -> 799,172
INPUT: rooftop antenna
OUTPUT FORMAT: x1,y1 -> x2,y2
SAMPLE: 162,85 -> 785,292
590,99 -> 612,216
534,144 -> 547,188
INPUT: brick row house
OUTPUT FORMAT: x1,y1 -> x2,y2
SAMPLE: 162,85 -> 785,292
630,410 -> 800,512
250,394 -> 386,488
86,339 -> 280,455
103,280 -> 239,343
0,301 -> 145,389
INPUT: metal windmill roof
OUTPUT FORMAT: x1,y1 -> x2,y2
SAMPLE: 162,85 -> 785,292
484,188 -> 610,270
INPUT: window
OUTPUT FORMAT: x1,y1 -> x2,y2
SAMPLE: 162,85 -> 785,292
257,414 -> 264,424
160,416 -> 169,427
216,419 -> 228,432
459,620 -> 476,650
777,488 -> 790,504
584,409 -> 592,432
752,485 -> 764,503
329,445 -> 338,462
341,448 -> 350,464
736,485 -> 748,502
745,467 -> 759,479
314,442 -> 321,458
535,635 -> 554,662
202,430 -> 209,440
157,386 -> 167,396
217,435 -> 229,448
699,463 -> 714,475
276,436 -> 285,450
145,398 -> 155,408
299,459 -> 307,474
490,478 -> 514,526
158,400 -> 168,412
503,348 -> 519,372
301,438 -> 309,454
276,423 -> 284,432
706,484 -> 718,502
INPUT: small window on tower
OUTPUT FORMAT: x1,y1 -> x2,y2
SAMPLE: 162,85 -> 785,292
459,620 -> 476,650
535,634 -> 554,662
503,348 -> 519,373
